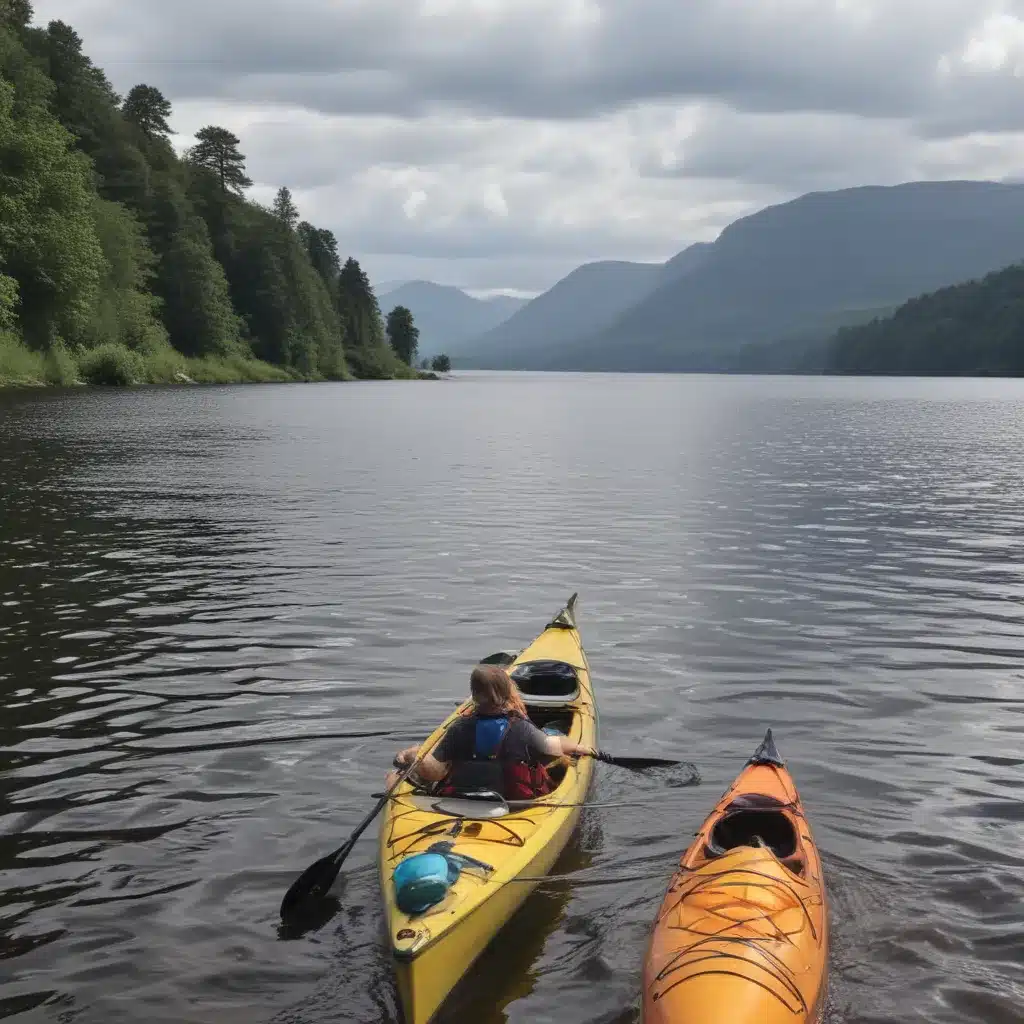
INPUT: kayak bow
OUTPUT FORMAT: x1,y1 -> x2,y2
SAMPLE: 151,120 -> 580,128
642,730 -> 829,1024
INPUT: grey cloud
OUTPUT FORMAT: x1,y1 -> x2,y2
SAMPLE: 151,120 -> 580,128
222,112 -> 503,189
917,74 -> 1024,138
28,0 -> 1024,293
300,188 -> 710,263
33,0 -> 1021,128
656,107 -> 918,190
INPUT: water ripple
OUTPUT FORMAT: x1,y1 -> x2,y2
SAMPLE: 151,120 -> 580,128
1,375 -> 1023,1023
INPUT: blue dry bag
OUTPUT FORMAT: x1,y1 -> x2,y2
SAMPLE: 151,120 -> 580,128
392,852 -> 460,915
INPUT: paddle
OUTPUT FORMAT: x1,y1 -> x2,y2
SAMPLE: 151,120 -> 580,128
279,754 -> 424,921
590,751 -> 686,770
367,750 -> 689,796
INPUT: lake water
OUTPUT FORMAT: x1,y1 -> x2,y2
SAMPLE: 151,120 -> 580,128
1,372 -> 1022,1024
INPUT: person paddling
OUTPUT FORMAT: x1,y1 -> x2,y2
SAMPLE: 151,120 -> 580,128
387,664 -> 593,799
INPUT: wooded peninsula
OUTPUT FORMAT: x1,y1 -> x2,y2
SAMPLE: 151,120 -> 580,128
0,1 -> 443,388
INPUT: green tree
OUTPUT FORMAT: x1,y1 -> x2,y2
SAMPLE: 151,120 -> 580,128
146,174 -> 243,358
272,186 -> 298,230
337,256 -> 382,348
187,125 -> 252,194
0,76 -> 104,347
122,84 -> 171,139
1,0 -> 32,32
0,265 -> 17,331
431,353 -> 451,372
205,201 -> 345,376
297,221 -> 340,285
386,304 -> 418,364
87,197 -> 169,352
25,19 -> 152,210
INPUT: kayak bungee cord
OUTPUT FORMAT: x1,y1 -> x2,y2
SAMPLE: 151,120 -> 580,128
648,864 -> 818,1016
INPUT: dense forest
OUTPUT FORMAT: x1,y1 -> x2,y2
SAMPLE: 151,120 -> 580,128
0,0 -> 432,386
822,262 -> 1024,375
727,262 -> 1024,376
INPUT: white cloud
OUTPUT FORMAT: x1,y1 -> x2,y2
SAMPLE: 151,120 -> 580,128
958,12 -> 1024,73
403,189 -> 428,219
482,183 -> 508,218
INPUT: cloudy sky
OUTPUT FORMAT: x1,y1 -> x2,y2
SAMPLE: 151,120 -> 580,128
29,0 -> 1024,296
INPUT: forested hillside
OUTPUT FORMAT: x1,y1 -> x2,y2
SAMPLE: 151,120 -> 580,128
0,0 -> 413,385
823,263 -> 1024,375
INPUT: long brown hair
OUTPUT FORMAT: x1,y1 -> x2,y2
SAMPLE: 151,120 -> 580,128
464,664 -> 528,718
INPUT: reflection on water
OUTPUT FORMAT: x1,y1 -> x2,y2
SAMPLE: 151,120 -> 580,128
2,375 -> 1023,1024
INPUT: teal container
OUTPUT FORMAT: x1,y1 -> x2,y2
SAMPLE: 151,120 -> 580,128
392,852 -> 459,914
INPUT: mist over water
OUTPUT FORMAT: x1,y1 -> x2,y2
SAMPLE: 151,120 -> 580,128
2,373 -> 1022,1023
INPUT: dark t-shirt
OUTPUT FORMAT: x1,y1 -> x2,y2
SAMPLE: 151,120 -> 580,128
434,714 -> 551,764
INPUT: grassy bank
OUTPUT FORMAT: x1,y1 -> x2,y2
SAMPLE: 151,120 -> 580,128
0,334 -> 431,388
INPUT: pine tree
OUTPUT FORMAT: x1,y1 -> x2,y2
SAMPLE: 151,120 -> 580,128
272,186 -> 298,230
122,84 -> 171,139
187,125 -> 252,194
386,305 -> 418,364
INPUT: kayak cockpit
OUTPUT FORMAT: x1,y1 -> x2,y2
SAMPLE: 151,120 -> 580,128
510,658 -> 581,705
705,794 -> 805,875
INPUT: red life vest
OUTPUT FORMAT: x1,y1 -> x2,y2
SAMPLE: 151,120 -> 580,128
437,713 -> 554,800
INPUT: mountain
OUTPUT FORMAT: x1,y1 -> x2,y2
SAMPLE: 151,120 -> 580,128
376,279 -> 410,294
449,260 -> 669,368
822,262 -> 1024,375
376,281 -> 527,358
469,181 -> 1024,371
480,294 -> 530,319
661,242 -> 714,278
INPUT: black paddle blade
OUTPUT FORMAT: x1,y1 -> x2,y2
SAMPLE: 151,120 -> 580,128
279,844 -> 349,920
594,751 -> 685,769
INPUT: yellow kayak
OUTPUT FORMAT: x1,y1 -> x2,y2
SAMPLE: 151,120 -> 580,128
378,593 -> 598,1024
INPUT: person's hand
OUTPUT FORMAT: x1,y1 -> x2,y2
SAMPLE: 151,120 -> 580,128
562,739 -> 595,758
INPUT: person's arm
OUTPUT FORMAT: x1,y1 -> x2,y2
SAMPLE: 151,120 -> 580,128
413,751 -> 450,781
389,727 -> 459,785
530,724 -> 594,759
385,749 -> 449,789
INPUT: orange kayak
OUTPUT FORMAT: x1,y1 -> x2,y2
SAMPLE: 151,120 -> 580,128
642,730 -> 829,1024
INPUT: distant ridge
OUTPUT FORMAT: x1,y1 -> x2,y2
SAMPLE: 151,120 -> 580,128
451,181 -> 1024,372
375,280 -> 527,358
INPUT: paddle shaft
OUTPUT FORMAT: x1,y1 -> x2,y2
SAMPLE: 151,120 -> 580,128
280,732 -> 448,919
330,756 -> 418,864
333,729 -> 451,861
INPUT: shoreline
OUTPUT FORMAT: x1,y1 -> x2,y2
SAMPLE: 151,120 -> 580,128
0,340 -> 438,391
0,370 -> 440,389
